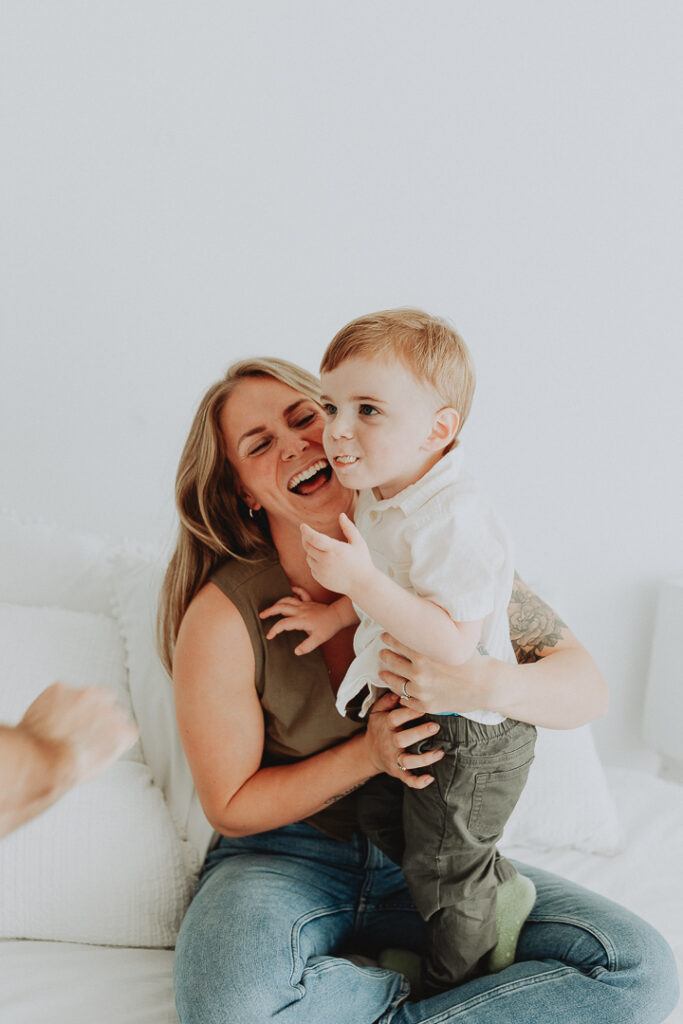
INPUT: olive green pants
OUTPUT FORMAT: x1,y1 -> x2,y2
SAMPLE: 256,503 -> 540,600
357,715 -> 536,993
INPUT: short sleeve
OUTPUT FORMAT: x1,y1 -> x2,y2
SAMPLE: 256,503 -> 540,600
404,493 -> 508,623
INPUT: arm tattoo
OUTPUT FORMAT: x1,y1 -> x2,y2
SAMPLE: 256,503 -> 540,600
508,573 -> 568,664
322,780 -> 370,807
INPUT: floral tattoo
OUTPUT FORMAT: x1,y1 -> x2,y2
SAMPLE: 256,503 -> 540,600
508,573 -> 567,664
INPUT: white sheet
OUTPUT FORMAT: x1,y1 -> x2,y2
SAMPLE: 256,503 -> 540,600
0,767 -> 680,1024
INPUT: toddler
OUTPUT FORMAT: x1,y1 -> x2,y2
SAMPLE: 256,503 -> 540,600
265,308 -> 537,993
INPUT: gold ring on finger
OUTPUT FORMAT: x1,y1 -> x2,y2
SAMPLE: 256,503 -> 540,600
400,681 -> 410,699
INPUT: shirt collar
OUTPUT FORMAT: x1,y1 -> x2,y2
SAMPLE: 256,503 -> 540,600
370,447 -> 465,516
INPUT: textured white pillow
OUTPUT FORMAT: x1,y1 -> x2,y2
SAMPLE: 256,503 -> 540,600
0,602 -> 195,945
502,724 -> 622,855
109,551 -> 215,873
0,762 -> 194,946
0,511 -> 114,614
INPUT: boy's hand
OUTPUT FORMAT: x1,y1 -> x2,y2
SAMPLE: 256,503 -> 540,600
300,513 -> 375,599
260,586 -> 343,655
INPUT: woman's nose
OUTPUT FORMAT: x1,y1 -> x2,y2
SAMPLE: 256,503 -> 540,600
279,431 -> 309,460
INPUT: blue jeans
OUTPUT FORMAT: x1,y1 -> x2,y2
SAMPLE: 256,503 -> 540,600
174,822 -> 679,1024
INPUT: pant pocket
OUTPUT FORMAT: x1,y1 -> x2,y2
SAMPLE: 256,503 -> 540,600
467,755 -> 534,842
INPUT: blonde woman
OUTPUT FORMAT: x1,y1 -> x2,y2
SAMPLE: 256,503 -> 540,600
161,358 -> 678,1024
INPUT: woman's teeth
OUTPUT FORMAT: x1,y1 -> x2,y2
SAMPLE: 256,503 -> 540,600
288,459 -> 330,491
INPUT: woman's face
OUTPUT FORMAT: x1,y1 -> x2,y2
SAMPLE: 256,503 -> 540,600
220,375 -> 354,533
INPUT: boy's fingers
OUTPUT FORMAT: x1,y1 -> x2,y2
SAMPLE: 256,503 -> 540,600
294,635 -> 321,655
260,598 -> 297,618
266,618 -> 305,639
291,585 -> 313,602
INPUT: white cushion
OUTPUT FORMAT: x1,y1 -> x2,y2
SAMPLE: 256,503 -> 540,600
0,602 -> 194,945
502,724 -> 622,854
108,552 -> 215,872
0,512 -> 114,614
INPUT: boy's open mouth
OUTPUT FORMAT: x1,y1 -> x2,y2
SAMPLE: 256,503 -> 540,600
288,459 -> 333,495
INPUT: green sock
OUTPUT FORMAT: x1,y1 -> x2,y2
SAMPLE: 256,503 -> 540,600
488,873 -> 537,974
378,948 -> 424,999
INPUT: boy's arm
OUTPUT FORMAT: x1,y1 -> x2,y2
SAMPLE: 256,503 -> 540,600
301,515 -> 482,665
358,569 -> 483,665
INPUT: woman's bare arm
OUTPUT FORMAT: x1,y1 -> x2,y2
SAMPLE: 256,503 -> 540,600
377,574 -> 609,729
173,584 -> 443,837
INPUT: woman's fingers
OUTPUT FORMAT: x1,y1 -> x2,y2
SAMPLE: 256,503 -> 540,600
401,769 -> 437,790
377,668 -> 411,694
395,718 -> 440,750
378,647 -> 413,674
380,632 -> 416,660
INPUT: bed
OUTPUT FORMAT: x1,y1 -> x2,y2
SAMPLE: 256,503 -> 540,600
0,514 -> 680,1023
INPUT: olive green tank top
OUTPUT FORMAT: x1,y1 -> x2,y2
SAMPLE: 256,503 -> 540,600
210,552 -> 365,840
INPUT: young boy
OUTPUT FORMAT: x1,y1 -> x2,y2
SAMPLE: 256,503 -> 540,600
264,308 -> 537,993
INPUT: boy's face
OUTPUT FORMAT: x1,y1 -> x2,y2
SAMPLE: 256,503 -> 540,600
320,355 -> 450,499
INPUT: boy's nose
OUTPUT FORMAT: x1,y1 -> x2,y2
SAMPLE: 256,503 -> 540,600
330,415 -> 353,440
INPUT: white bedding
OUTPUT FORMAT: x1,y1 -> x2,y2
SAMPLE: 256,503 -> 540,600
1,766 -> 680,1024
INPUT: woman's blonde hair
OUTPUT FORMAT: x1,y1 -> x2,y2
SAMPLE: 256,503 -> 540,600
157,357 -> 322,674
321,308 -> 476,451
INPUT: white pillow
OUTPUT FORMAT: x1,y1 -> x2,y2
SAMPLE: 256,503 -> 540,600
0,762 -> 194,946
0,511 -> 114,614
0,602 -> 195,946
502,725 -> 622,855
109,551 -> 215,873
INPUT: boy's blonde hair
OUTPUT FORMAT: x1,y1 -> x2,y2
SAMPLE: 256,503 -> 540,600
320,308 -> 475,450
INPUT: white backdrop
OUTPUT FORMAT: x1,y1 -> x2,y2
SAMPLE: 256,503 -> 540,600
1,1 -> 682,768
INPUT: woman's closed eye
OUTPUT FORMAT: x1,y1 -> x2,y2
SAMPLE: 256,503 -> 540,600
248,437 -> 272,455
293,412 -> 317,428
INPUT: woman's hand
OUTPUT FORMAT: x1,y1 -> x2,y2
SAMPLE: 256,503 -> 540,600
377,632 -> 494,716
363,691 -> 444,789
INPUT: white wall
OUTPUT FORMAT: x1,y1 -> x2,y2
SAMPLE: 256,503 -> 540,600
2,1 -> 682,768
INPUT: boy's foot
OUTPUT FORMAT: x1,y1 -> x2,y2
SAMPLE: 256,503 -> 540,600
378,948 -> 424,999
488,873 -> 537,973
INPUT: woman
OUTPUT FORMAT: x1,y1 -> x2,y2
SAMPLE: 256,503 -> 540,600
160,358 -> 678,1024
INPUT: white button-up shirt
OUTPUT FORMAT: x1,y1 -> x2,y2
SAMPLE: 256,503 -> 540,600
336,447 -> 515,723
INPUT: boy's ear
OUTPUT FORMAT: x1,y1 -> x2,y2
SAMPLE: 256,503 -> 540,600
423,407 -> 459,452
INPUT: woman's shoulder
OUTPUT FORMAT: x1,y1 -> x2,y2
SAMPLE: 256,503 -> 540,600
210,549 -> 283,597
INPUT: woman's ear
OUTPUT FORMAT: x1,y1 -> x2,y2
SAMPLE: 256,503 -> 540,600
424,407 -> 459,452
237,486 -> 262,513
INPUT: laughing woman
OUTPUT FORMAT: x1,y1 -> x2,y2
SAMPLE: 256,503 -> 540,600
159,357 -> 678,1024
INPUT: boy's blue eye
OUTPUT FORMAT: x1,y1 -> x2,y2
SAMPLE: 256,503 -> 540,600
359,404 -> 378,416
322,403 -> 337,416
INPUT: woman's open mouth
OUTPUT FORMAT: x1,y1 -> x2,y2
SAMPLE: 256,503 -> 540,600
288,459 -> 333,495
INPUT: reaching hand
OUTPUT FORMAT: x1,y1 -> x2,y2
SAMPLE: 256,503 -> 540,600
259,586 -> 345,655
19,681 -> 139,788
300,512 -> 375,598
